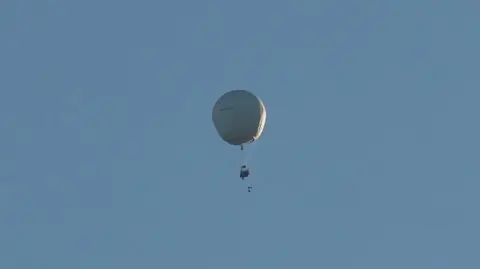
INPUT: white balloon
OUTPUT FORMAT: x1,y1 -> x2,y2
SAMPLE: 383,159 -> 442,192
212,90 -> 266,146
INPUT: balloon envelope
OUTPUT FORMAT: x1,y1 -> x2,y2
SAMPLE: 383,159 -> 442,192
212,90 -> 266,146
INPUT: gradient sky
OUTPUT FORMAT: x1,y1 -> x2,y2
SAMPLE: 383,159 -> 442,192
1,0 -> 479,268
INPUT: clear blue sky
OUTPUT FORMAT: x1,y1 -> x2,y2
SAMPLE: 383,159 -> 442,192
1,0 -> 479,268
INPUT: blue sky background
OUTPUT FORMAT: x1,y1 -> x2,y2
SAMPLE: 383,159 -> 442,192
1,0 -> 479,268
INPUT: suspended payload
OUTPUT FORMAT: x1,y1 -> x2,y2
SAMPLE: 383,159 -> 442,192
212,89 -> 266,149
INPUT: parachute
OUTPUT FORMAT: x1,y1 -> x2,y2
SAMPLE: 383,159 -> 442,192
212,89 -> 266,192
